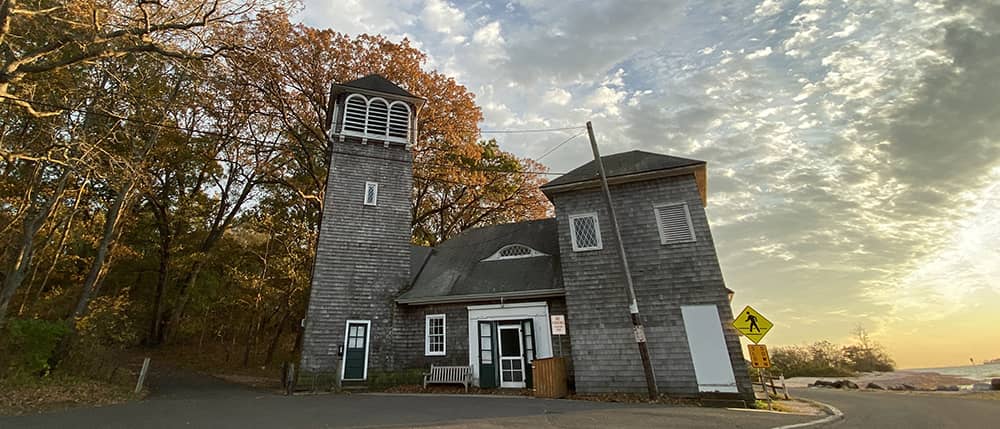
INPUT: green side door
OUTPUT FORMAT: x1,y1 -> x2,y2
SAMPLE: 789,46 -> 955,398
344,322 -> 368,380
478,321 -> 498,388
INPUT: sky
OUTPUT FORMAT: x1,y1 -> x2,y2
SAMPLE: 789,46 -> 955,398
296,0 -> 1000,369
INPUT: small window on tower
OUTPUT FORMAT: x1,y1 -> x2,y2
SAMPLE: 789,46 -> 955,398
364,182 -> 379,206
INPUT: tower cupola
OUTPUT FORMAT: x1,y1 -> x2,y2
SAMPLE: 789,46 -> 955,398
327,74 -> 425,147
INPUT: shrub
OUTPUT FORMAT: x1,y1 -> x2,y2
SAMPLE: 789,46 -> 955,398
0,319 -> 69,377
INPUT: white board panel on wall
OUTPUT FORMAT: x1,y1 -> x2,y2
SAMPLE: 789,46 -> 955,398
681,304 -> 739,393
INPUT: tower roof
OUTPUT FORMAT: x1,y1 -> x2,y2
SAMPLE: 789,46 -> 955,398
342,74 -> 416,98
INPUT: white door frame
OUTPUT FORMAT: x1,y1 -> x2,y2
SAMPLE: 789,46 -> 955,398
340,319 -> 371,381
498,323 -> 526,388
467,302 -> 553,387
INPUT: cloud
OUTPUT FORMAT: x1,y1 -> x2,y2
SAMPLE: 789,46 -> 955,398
293,0 -> 1000,364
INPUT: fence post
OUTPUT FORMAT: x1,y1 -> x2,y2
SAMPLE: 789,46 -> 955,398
134,357 -> 151,394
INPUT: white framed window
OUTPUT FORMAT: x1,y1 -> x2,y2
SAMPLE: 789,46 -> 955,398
654,202 -> 696,244
482,244 -> 548,261
425,314 -> 446,356
364,182 -> 379,206
569,212 -> 602,252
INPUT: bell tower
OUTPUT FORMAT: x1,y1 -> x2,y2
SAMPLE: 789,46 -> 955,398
300,75 -> 424,384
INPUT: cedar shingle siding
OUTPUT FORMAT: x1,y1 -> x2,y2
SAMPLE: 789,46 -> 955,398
549,174 -> 750,396
300,140 -> 413,376
300,77 -> 749,401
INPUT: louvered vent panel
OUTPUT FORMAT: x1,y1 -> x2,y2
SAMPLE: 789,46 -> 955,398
366,99 -> 389,137
388,102 -> 410,140
655,204 -> 695,243
343,95 -> 367,133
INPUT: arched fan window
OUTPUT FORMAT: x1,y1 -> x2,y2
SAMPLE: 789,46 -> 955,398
365,98 -> 389,137
387,101 -> 411,142
482,244 -> 547,261
340,94 -> 412,144
342,94 -> 368,134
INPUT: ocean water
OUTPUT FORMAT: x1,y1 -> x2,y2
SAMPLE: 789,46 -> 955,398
907,362 -> 1000,381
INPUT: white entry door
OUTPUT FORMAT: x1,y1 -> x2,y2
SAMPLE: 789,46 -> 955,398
681,305 -> 739,393
498,324 -> 525,388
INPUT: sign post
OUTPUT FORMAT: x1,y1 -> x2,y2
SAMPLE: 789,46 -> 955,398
733,306 -> 775,409
551,315 -> 566,357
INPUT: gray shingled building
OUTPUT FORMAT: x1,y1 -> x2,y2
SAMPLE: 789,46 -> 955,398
300,75 -> 752,401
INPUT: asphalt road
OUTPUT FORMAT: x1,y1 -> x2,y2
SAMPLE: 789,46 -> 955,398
0,368 -> 816,429
793,387 -> 1000,428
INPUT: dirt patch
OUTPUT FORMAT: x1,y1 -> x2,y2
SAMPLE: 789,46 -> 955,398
0,375 -> 141,416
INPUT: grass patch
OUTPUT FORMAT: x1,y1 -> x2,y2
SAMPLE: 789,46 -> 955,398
0,374 -> 141,416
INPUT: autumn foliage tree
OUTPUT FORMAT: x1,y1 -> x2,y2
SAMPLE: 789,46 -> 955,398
1,7 -> 552,379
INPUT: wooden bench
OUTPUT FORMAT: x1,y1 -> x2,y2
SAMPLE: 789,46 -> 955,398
423,365 -> 473,392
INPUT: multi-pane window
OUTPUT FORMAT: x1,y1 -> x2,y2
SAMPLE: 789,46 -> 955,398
364,182 -> 378,206
654,202 -> 696,244
425,314 -> 446,356
569,213 -> 602,251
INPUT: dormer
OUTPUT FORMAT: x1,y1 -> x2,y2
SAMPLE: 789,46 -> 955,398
326,75 -> 426,147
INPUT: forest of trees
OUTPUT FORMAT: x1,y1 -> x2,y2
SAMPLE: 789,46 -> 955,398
0,0 -> 550,380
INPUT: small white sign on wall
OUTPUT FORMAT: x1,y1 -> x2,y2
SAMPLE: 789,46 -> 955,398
551,315 -> 566,335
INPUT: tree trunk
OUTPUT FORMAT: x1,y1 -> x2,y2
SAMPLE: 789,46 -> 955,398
71,186 -> 130,322
148,197 -> 172,345
264,311 -> 290,367
0,169 -> 69,329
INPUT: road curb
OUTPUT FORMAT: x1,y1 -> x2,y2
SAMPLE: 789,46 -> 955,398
359,392 -> 534,399
771,398 -> 843,429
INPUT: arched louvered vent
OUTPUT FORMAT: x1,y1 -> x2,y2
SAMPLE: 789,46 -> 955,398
482,244 -> 547,261
388,102 -> 411,142
343,94 -> 367,134
366,98 -> 389,137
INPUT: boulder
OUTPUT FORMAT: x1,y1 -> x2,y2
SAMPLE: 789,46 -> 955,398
992,378 -> 1000,391
934,385 -> 960,392
972,383 -> 992,391
866,382 -> 886,390
901,384 -> 917,391
810,380 -> 836,388
841,380 -> 859,389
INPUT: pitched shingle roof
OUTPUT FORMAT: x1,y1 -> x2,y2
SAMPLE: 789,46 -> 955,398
541,150 -> 704,189
399,219 -> 562,304
342,74 -> 416,98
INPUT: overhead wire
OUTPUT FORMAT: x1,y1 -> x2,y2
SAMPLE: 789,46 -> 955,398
2,94 -> 573,179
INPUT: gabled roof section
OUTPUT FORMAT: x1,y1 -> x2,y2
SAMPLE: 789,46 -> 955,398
342,74 -> 416,98
540,150 -> 708,205
399,219 -> 563,305
542,150 -> 704,189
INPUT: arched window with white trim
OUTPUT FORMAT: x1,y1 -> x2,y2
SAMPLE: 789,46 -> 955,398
342,94 -> 368,134
388,101 -> 411,142
482,244 -> 548,261
366,98 -> 389,137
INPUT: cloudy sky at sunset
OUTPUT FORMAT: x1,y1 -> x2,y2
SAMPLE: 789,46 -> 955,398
297,0 -> 1000,368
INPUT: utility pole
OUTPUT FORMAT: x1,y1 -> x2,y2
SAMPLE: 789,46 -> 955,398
586,121 -> 659,400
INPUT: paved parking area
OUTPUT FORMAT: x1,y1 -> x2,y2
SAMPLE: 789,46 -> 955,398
0,369 -> 817,429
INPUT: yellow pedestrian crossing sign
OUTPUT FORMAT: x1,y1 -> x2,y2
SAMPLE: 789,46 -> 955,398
733,306 -> 772,343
